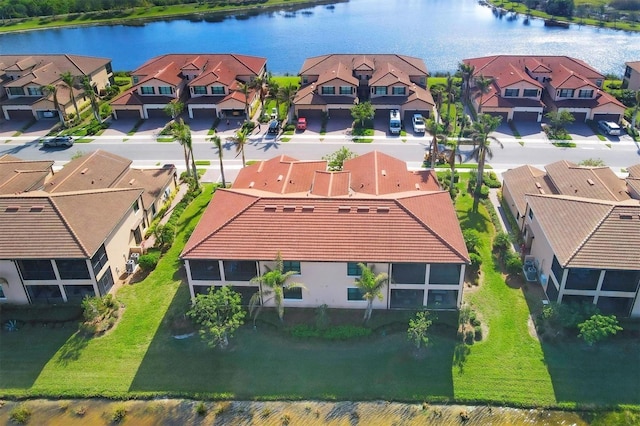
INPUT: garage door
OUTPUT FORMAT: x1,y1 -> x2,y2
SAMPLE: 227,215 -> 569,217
512,111 -> 539,122
191,108 -> 216,119
570,112 -> 587,122
146,108 -> 167,119
114,109 -> 142,120
297,109 -> 324,121
592,113 -> 621,123
328,109 -> 353,120
7,109 -> 34,120
485,111 -> 508,121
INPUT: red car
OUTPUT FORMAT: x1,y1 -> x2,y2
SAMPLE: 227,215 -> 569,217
296,117 -> 307,130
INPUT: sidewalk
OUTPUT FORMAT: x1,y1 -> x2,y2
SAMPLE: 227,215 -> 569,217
488,186 -> 520,253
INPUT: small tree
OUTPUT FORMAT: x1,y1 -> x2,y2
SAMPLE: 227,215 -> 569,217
578,314 -> 622,346
578,158 -> 606,167
187,286 -> 246,349
153,223 -> 175,251
546,110 -> 575,133
407,311 -> 434,350
164,99 -> 184,121
355,263 -> 389,324
322,146 -> 357,171
351,101 -> 375,127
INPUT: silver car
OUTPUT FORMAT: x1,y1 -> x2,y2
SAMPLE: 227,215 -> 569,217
42,136 -> 74,148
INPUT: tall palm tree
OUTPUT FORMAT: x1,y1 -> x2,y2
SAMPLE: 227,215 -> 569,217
445,139 -> 463,197
211,134 -> 226,187
171,118 -> 199,188
474,74 -> 494,115
355,263 -> 389,324
458,62 -> 475,103
249,252 -> 305,322
431,85 -> 444,120
249,75 -> 269,116
235,82 -> 251,119
81,76 -> 100,122
469,114 -> 503,210
426,118 -> 447,169
41,83 -> 63,124
60,71 -> 80,120
632,90 -> 640,131
164,99 -> 184,122
228,128 -> 249,167
277,84 -> 296,120
268,78 -> 281,112
443,73 -> 455,129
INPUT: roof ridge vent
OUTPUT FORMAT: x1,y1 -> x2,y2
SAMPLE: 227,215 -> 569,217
248,181 -> 254,188
277,174 -> 283,182
128,178 -> 136,185
357,206 -> 369,212
619,213 -> 633,219
587,178 -> 595,186
381,169 -> 387,176
338,206 -> 351,212
302,205 -> 314,211
5,206 -> 19,212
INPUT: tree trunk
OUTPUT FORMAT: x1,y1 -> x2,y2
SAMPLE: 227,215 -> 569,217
218,154 -> 226,187
182,144 -> 191,178
241,147 -> 246,168
473,147 -> 486,211
190,147 -> 199,188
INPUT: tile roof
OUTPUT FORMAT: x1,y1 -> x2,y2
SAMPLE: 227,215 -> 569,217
0,54 -> 111,78
628,164 -> 640,178
45,150 -> 132,193
0,188 -> 142,259
300,54 -> 428,77
502,165 -> 555,214
182,152 -> 467,264
115,167 -> 176,211
526,194 -> 640,270
0,157 -> 53,195
545,160 -> 629,201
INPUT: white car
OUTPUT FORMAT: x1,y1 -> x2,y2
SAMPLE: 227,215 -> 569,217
598,120 -> 621,136
412,114 -> 426,133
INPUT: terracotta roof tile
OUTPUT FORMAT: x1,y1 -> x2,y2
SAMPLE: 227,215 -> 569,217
0,158 -> 53,194
627,164 -> 640,178
310,171 -> 350,197
502,165 -> 555,214
45,150 -> 131,193
545,160 -> 629,201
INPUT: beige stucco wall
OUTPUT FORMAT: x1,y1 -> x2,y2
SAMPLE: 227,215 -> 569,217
0,260 -> 28,304
623,68 -> 640,91
525,206 -> 557,297
89,67 -> 113,92
502,81 -> 542,99
101,200 -> 144,285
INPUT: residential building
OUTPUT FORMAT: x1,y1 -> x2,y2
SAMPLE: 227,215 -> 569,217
502,161 -> 640,317
0,188 -> 144,304
181,152 -> 469,312
463,55 -> 625,123
0,154 -> 54,194
293,54 -> 435,124
110,54 -> 267,120
0,54 -> 113,121
622,61 -> 640,90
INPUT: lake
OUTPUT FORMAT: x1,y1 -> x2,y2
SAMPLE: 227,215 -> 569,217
1,0 -> 640,75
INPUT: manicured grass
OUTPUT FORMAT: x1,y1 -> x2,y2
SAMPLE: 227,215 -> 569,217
552,141 -> 577,148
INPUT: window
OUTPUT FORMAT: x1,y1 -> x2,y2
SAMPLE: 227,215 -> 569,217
565,268 -> 600,290
392,263 -> 426,284
64,285 -> 96,303
8,87 -> 24,96
429,264 -> 461,285
97,268 -> 114,296
624,67 -> 632,78
596,79 -> 603,87
558,89 -> 574,98
528,208 -> 533,220
151,204 -> 157,217
596,296 -> 633,317
546,280 -> 559,302
56,259 -> 90,280
211,86 -> 225,95
189,260 -> 221,281
339,86 -> 352,95
302,76 -> 308,84
504,88 -> 519,97
551,256 -> 563,283
26,285 -> 62,303
321,86 -> 335,95
523,89 -> 538,97
283,261 -> 301,275
140,86 -> 155,95
601,270 -> 640,293
91,245 -> 108,276
389,289 -> 424,309
373,86 -> 387,95
133,200 -> 139,213
426,290 -> 458,309
132,76 -> 139,84
158,86 -> 173,95
283,286 -> 302,300
27,87 -> 42,96
578,89 -> 594,98
347,287 -> 364,301
193,86 -> 207,95
347,262 -> 361,276
392,86 -> 406,95
17,260 -> 55,281
223,261 -> 257,281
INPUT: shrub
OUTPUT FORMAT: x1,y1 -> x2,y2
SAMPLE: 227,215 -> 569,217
195,401 -> 207,416
505,252 -> 523,275
464,330 -> 474,345
474,325 -> 483,341
483,171 -> 501,188
469,252 -> 482,268
138,251 -> 161,271
479,185 -> 490,199
462,229 -> 481,254
9,405 -> 31,424
111,405 -> 127,423
493,232 -> 511,252
289,324 -> 371,340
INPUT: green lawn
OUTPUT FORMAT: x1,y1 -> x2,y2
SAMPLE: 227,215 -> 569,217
1,179 -> 639,408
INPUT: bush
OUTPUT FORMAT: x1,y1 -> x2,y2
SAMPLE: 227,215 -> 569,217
505,252 -> 523,275
462,229 -> 481,254
474,325 -> 483,341
111,405 -> 127,423
469,252 -> 482,268
195,401 -> 207,416
479,185 -> 490,199
493,232 -> 511,252
483,171 -> 501,188
138,251 -> 161,271
9,405 -> 31,424
464,330 -> 474,345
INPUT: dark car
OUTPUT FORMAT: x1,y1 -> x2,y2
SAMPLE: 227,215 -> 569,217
267,120 -> 280,134
42,135 -> 74,148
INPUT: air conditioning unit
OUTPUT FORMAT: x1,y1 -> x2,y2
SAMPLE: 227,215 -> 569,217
125,260 -> 136,274
130,252 -> 140,264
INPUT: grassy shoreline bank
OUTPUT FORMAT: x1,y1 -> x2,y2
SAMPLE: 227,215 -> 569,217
0,0 -> 343,34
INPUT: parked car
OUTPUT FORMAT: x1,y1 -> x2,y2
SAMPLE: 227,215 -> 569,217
268,120 -> 280,134
42,135 -> 74,148
389,109 -> 402,134
598,120 -> 622,136
296,117 -> 307,130
412,114 -> 426,133
270,107 -> 278,120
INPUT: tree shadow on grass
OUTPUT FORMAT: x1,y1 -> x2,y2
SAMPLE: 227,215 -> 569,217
55,331 -> 90,366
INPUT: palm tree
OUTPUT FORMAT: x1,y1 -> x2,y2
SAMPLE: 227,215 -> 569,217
249,253 -> 305,322
235,82 -> 251,119
431,85 -> 444,119
632,90 -> 640,132
267,78 -> 281,113
228,128 -> 249,167
211,134 -> 226,187
277,84 -> 296,120
41,84 -> 63,124
426,118 -> 447,169
60,71 -> 80,120
474,74 -> 494,115
81,76 -> 100,122
164,99 -> 184,122
171,118 -> 199,188
355,263 -> 389,324
443,73 -> 455,129
249,75 -> 269,116
445,139 -> 463,197
458,62 -> 475,103
469,114 -> 503,210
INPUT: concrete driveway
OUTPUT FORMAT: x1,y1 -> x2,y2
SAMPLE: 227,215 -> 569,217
102,118 -> 138,137
0,119 -> 56,139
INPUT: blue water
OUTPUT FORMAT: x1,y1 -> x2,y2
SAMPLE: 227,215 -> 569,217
1,0 -> 639,75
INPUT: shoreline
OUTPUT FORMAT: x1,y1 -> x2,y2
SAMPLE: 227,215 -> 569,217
0,0 -> 346,35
